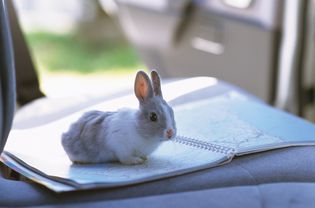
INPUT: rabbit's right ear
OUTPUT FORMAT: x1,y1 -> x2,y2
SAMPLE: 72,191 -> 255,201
135,71 -> 153,102
151,70 -> 163,97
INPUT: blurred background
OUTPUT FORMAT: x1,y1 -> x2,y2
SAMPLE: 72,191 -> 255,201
12,0 -> 144,97
11,0 -> 315,122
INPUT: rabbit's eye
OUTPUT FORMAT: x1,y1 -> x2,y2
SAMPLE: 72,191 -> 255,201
149,112 -> 158,122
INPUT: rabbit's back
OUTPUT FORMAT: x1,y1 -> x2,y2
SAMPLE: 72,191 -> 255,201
61,110 -> 115,163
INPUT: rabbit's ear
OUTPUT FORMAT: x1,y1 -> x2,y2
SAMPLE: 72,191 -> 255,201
151,70 -> 163,97
135,71 -> 153,102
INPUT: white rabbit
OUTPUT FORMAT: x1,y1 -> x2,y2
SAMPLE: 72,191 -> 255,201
61,70 -> 176,165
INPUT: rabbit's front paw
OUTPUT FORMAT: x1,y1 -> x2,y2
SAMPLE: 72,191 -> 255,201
119,156 -> 145,165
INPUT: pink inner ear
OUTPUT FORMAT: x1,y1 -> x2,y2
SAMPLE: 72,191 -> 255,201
138,77 -> 148,99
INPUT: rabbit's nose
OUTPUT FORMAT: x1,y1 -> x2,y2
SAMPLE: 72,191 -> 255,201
166,129 -> 174,139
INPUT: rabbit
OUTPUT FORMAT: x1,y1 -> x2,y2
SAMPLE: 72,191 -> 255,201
61,70 -> 176,165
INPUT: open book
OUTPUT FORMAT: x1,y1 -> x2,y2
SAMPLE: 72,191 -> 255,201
2,91 -> 315,192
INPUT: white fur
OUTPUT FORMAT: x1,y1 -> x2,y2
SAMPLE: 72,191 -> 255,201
162,104 -> 175,138
103,109 -> 160,164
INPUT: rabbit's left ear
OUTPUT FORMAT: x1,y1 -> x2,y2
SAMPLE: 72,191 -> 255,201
151,70 -> 163,97
135,71 -> 153,102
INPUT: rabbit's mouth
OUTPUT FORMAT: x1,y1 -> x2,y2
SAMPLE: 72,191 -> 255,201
159,136 -> 170,142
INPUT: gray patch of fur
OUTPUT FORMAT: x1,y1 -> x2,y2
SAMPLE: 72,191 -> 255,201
61,110 -> 115,163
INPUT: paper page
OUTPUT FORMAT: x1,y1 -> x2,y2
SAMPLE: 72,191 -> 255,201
3,125 -> 227,191
175,91 -> 315,154
0,155 -> 75,192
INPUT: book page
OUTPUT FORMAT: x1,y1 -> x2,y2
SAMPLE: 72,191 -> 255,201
175,91 -> 315,154
3,124 -> 228,191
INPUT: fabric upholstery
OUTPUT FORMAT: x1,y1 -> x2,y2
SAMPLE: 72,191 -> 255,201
45,183 -> 315,208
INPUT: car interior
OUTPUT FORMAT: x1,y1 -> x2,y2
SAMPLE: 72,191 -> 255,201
1,0 -> 315,207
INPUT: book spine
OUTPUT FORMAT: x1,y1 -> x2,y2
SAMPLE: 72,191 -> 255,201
173,135 -> 235,157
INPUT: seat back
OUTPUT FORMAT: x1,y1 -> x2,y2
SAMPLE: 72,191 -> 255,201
0,0 -> 16,154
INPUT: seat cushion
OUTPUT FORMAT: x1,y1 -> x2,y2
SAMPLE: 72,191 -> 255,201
50,182 -> 315,208
1,79 -> 314,207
